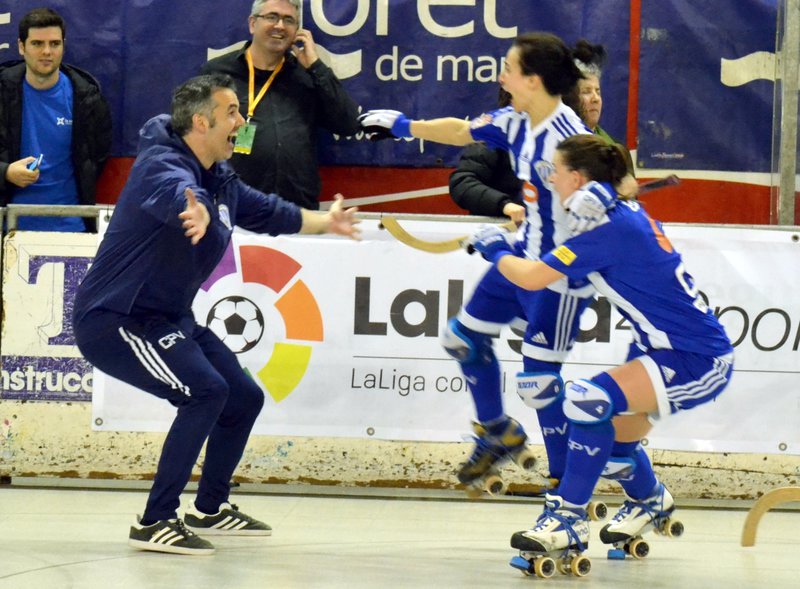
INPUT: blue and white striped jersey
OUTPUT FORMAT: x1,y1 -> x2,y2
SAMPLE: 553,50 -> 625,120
469,103 -> 591,294
542,190 -> 732,356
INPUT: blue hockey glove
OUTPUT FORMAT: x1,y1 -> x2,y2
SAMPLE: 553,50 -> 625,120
468,224 -> 514,263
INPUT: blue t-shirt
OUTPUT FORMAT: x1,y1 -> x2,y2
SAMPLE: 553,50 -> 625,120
16,74 -> 84,232
541,189 -> 732,356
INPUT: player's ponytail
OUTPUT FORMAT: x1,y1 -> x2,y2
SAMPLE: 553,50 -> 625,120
557,135 -> 628,187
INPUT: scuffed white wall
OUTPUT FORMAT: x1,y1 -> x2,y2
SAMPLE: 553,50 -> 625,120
1,401 -> 798,499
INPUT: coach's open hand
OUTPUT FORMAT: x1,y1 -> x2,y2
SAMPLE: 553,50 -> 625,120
179,187 -> 210,245
326,194 -> 361,239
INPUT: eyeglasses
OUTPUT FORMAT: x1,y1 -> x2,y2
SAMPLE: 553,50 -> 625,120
252,12 -> 298,27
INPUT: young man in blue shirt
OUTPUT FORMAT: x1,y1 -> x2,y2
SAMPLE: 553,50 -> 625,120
0,7 -> 111,232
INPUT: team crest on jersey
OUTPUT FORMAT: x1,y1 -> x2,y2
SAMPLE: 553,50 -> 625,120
553,245 -> 577,266
534,160 -> 555,190
218,204 -> 232,229
469,113 -> 494,129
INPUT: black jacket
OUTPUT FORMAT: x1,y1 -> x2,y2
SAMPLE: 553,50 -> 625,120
449,143 -> 523,217
201,44 -> 360,210
0,60 -> 112,231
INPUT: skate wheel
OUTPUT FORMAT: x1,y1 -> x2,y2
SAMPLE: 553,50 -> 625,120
587,501 -> 608,521
664,518 -> 684,538
484,474 -> 506,496
628,537 -> 649,559
514,448 -> 537,471
533,555 -> 556,578
607,548 -> 626,560
509,555 -> 534,575
570,554 -> 591,577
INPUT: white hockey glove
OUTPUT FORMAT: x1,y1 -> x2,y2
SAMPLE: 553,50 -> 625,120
565,182 -> 616,235
358,109 -> 413,141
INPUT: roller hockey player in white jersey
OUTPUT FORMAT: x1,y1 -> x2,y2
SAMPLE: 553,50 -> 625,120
360,32 -> 626,497
469,134 -> 733,577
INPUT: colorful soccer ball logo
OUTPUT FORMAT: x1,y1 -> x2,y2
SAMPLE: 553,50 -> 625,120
206,295 -> 265,353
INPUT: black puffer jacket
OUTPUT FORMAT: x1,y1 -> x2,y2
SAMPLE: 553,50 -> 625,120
449,142 -> 523,217
0,60 -> 112,231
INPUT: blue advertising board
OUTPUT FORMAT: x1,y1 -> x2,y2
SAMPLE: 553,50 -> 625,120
0,1 -> 781,170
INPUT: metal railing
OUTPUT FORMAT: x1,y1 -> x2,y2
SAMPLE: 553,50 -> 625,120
2,204 -> 113,231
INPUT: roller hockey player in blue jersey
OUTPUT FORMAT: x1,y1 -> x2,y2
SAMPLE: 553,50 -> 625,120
360,32 -> 633,496
72,74 -> 360,555
470,134 -> 733,577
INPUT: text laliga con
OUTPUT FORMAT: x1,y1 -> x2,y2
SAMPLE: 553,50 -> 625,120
350,367 -> 516,396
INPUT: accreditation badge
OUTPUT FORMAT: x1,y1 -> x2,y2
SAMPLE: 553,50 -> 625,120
234,121 -> 257,154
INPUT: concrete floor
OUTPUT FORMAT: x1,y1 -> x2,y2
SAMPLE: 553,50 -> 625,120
0,483 -> 797,589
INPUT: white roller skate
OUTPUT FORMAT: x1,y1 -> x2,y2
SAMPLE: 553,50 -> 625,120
509,494 -> 592,578
457,418 -> 537,498
600,483 -> 684,560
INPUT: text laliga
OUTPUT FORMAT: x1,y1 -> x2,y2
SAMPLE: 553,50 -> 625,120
311,0 -> 516,39
353,277 -> 464,337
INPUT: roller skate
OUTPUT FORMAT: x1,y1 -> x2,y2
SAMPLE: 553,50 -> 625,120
457,418 -> 537,498
601,483 -> 684,560
509,493 -> 592,578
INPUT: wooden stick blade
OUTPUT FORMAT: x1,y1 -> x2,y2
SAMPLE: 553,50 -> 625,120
379,217 -> 466,253
379,217 -> 517,254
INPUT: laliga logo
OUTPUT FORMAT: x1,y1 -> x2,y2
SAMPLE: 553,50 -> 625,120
201,243 -> 323,403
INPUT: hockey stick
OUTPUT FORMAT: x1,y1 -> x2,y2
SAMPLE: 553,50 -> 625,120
379,217 -> 517,254
379,175 -> 679,254
741,486 -> 800,546
638,174 -> 680,195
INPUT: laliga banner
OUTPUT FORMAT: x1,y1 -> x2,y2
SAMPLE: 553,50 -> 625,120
91,221 -> 800,455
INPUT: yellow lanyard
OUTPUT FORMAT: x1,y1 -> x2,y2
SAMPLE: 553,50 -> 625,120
245,49 -> 284,120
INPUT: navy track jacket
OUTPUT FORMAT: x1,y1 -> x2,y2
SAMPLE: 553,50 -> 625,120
74,114 -> 302,323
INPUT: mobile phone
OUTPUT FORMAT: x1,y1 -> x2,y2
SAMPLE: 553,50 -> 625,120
27,154 -> 43,171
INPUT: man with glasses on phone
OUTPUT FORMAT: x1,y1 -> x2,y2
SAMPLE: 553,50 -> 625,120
201,0 -> 359,210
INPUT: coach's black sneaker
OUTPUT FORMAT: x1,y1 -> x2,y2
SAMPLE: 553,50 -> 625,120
129,516 -> 215,555
184,501 -> 272,536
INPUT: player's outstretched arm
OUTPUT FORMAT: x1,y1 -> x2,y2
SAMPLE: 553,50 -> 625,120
299,194 -> 361,239
496,256 -> 565,292
359,109 -> 473,146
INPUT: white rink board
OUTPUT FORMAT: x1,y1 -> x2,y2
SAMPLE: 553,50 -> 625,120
92,221 -> 800,454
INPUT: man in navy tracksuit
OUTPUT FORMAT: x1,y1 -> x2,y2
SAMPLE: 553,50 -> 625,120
72,74 -> 359,555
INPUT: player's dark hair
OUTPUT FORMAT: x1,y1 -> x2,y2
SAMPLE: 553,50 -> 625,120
19,8 -> 65,42
562,88 -> 584,120
557,135 -> 628,187
513,32 -> 582,96
171,74 -> 237,136
498,87 -> 512,108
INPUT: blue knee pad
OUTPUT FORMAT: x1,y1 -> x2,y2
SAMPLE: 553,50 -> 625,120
563,372 -> 629,425
516,371 -> 564,409
441,318 -> 493,365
